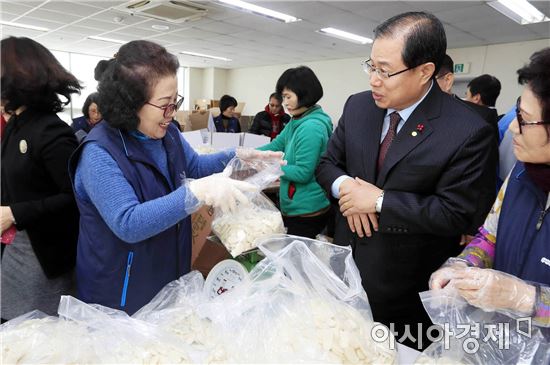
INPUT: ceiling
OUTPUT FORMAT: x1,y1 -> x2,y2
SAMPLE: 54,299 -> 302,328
1,0 -> 549,69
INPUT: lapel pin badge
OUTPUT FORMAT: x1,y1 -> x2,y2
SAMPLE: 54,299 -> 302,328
412,123 -> 424,137
19,139 -> 28,154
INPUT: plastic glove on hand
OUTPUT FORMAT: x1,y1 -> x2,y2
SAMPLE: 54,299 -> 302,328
236,148 -> 286,165
189,169 -> 259,213
429,259 -> 468,290
453,267 -> 536,316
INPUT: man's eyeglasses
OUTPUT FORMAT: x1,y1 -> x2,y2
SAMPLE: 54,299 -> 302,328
361,59 -> 415,80
147,95 -> 184,118
516,97 -> 550,134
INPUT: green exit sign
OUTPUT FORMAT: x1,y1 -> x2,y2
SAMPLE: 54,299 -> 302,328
454,62 -> 470,74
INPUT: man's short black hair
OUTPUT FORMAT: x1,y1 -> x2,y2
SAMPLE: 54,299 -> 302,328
438,54 -> 454,77
276,66 -> 323,108
219,94 -> 237,113
374,11 -> 446,78
467,74 -> 501,107
269,92 -> 282,104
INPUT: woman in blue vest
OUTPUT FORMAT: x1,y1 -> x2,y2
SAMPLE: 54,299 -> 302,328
70,40 -> 276,314
213,94 -> 241,133
430,48 -> 550,328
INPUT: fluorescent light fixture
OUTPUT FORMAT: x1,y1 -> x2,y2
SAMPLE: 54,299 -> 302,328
0,21 -> 49,32
180,51 -> 231,62
487,0 -> 549,24
218,0 -> 300,23
318,27 -> 373,45
87,36 -> 126,44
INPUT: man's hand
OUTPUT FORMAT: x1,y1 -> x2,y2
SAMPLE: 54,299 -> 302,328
346,213 -> 379,238
1,206 -> 15,233
339,178 -> 380,237
339,177 -> 382,216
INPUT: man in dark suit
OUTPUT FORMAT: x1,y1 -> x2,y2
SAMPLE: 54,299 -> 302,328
316,12 -> 497,350
436,55 -> 499,240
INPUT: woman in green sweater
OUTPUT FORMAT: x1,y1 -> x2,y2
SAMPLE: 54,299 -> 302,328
258,66 -> 333,238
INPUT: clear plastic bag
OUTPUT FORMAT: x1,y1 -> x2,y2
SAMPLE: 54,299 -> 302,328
198,234 -> 397,364
211,192 -> 285,257
225,150 -> 284,190
57,296 -> 192,364
0,310 -> 99,364
211,154 -> 285,257
417,289 -> 550,364
133,271 -> 227,363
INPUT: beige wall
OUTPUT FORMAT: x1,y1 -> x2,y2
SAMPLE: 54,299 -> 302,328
449,39 -> 550,113
188,38 -> 549,123
187,67 -> 204,110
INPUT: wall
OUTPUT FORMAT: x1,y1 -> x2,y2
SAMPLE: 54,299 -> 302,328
215,38 -> 549,124
449,39 -> 550,113
187,67 -> 204,110
225,56 -> 367,123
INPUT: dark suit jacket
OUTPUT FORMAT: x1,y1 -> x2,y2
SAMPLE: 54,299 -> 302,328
459,97 -> 499,126
1,109 -> 79,278
316,84 -> 497,328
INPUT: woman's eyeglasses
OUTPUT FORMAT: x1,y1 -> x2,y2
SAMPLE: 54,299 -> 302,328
516,97 -> 550,134
147,95 -> 184,118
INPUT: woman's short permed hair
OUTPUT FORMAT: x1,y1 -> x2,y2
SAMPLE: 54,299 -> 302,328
1,36 -> 82,113
517,47 -> 550,124
97,40 -> 179,131
276,66 -> 323,109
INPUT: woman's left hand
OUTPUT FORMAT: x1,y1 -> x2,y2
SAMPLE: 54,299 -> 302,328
453,267 -> 536,315
0,206 -> 15,233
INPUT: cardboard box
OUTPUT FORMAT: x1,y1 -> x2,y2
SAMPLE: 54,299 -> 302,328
192,236 -> 231,277
191,205 -> 231,276
189,110 -> 210,130
175,111 -> 191,131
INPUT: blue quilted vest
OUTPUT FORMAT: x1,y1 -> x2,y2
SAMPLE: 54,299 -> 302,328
69,122 -> 191,315
495,163 -> 550,285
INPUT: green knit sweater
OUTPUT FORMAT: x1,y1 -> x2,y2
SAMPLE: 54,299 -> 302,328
258,105 -> 332,216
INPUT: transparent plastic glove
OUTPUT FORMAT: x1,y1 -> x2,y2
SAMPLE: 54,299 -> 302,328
453,267 -> 536,316
189,167 -> 259,214
429,258 -> 469,290
235,147 -> 285,165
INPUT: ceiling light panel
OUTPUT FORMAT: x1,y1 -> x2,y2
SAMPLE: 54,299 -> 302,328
218,0 -> 301,23
317,27 -> 373,45
487,0 -> 550,24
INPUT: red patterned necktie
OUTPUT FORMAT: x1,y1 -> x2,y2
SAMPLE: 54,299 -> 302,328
377,111 -> 401,172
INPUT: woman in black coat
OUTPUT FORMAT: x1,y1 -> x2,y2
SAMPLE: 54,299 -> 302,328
1,37 -> 82,320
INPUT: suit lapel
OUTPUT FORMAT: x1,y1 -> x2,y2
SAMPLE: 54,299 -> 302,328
376,83 -> 443,186
362,99 -> 385,183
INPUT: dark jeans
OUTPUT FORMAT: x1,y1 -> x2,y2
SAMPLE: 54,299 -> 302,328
283,209 -> 331,239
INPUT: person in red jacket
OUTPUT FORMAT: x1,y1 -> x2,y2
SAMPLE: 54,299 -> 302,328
250,92 -> 290,140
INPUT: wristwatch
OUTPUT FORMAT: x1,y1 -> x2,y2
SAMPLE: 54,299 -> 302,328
375,191 -> 384,213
